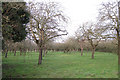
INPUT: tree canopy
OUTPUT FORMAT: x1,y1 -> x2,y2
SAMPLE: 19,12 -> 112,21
27,2 -> 68,64
2,2 -> 30,42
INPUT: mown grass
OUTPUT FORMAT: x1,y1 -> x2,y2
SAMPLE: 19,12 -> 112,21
2,51 -> 118,78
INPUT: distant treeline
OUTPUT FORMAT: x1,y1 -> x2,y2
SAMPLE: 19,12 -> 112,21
3,38 -> 117,54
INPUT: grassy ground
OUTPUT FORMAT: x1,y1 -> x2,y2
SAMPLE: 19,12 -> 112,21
2,51 -> 118,78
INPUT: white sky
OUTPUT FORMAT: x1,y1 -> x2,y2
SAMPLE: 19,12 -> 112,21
26,0 -> 117,42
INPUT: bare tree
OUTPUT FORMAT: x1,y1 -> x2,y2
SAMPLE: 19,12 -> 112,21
75,32 -> 85,56
77,22 -> 106,59
78,39 -> 85,56
98,1 -> 119,39
98,1 -> 120,64
26,2 -> 68,65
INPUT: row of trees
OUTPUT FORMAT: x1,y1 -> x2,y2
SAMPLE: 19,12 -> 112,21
46,37 -> 117,53
4,36 -> 117,55
2,2 -> 68,65
2,2 -> 30,58
75,1 -> 120,59
2,39 -> 38,57
2,1 -> 120,65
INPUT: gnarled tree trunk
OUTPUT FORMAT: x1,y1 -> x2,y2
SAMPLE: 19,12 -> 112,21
116,26 -> 120,64
38,36 -> 43,65
92,48 -> 95,59
81,48 -> 83,56
38,47 -> 42,65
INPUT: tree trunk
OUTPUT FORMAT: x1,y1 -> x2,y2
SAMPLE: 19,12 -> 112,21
117,27 -> 120,64
5,52 -> 7,58
20,49 -> 22,56
38,47 -> 43,65
14,50 -> 16,56
92,48 -> 95,59
81,48 -> 83,56
5,49 -> 8,58
118,35 -> 120,65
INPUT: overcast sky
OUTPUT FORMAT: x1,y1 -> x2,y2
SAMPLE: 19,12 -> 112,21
27,0 -> 117,42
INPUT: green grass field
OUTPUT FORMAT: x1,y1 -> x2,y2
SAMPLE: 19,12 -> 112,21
2,51 -> 118,78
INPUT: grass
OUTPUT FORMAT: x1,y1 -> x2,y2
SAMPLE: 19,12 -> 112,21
2,51 -> 118,78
